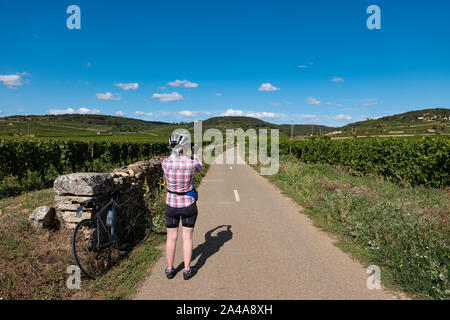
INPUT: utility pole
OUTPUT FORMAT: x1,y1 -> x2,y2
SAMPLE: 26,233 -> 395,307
290,119 -> 294,140
290,119 -> 293,155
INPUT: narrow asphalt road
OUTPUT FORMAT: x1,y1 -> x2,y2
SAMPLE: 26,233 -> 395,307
134,147 -> 399,300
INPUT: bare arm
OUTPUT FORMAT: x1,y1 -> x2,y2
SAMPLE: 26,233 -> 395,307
193,154 -> 203,173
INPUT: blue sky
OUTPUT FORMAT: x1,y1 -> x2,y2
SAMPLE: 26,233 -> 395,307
0,0 -> 449,126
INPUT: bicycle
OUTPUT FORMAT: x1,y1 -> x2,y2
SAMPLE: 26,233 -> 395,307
72,185 -> 152,279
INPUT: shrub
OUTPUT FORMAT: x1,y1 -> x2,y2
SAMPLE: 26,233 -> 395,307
280,137 -> 449,188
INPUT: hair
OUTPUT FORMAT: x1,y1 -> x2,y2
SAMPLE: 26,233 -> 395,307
172,146 -> 184,156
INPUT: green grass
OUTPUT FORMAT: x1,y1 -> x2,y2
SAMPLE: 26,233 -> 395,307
0,184 -> 169,300
0,187 -> 168,300
80,233 -> 166,300
254,154 -> 449,299
0,154 -> 211,300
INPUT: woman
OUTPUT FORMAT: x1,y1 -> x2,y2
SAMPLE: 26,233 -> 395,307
162,132 -> 203,280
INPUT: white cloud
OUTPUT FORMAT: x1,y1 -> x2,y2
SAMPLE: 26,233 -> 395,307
220,108 -> 280,119
158,86 -> 166,90
178,110 -> 196,117
215,93 -> 222,96
178,110 -> 211,117
307,97 -> 321,105
326,102 -> 343,107
152,92 -> 183,102
362,102 -> 378,106
258,83 -> 280,91
168,80 -> 198,88
178,110 -> 197,117
116,83 -> 139,90
48,108 -> 100,115
246,112 -> 280,119
78,107 -> 100,114
285,101 -> 292,105
0,75 -> 22,87
0,109 -> 3,114
133,111 -> 154,117
271,102 -> 281,106
301,114 -> 319,124
115,111 -> 125,116
220,109 -> 244,116
0,73 -> 29,88
96,92 -> 122,101
331,77 -> 344,82
49,108 -> 75,115
333,114 -> 352,121
298,62 -> 313,68
16,109 -> 24,113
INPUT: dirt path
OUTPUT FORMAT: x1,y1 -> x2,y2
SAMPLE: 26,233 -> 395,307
134,148 -> 399,300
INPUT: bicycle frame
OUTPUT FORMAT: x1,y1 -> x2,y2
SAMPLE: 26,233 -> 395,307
92,198 -> 119,251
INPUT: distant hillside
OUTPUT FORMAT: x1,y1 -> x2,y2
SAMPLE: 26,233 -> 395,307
376,108 -> 450,122
0,114 -> 170,131
201,116 -> 274,130
0,114 -> 335,139
198,116 -> 335,136
1,108 -> 448,140
0,114 -> 175,142
341,108 -> 450,136
277,124 -> 335,137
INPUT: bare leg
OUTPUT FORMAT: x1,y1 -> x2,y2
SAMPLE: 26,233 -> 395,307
182,227 -> 194,270
166,227 -> 178,270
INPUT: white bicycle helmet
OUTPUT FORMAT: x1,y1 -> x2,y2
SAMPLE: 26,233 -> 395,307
169,132 -> 191,153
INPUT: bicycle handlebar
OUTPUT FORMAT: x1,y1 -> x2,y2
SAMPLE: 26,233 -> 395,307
76,198 -> 96,218
75,185 -> 137,218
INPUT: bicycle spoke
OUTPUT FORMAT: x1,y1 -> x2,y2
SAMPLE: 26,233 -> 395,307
116,203 -> 152,250
72,219 -> 111,279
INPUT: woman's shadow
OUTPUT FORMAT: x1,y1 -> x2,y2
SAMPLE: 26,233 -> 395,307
175,225 -> 232,272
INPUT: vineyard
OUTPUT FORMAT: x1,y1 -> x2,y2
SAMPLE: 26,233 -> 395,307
1,135 -> 449,198
279,136 -> 450,188
0,139 -> 169,198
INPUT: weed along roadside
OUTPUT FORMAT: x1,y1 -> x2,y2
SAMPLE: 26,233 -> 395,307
251,154 -> 449,300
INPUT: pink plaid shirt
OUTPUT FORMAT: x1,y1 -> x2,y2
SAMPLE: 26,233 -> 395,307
162,153 -> 203,208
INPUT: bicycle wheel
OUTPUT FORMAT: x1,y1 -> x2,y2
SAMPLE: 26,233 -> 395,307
116,203 -> 152,251
72,219 -> 111,279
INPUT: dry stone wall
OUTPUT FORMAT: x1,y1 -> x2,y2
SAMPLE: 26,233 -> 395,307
52,156 -> 165,229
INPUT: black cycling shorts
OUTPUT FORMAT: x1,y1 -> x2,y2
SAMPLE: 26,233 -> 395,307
164,202 -> 198,228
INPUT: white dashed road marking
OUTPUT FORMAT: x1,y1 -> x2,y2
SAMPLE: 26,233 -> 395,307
234,189 -> 240,202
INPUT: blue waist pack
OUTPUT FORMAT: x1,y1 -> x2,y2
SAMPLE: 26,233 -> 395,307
186,189 -> 198,201
168,188 -> 198,201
